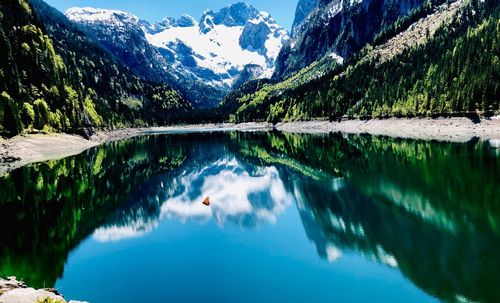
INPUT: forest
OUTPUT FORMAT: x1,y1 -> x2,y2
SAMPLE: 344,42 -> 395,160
227,0 -> 500,122
0,0 -> 191,137
1,0 -> 499,135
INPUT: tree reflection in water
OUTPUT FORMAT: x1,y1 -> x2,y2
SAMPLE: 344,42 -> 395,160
0,131 -> 498,302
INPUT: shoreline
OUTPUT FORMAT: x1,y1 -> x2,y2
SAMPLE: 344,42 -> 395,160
275,117 -> 500,142
1,118 -> 499,176
0,123 -> 271,176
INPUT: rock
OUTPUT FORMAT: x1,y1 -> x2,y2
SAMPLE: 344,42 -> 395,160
0,278 -> 87,303
0,288 -> 66,303
42,289 -> 61,296
175,15 -> 196,27
239,21 -> 271,55
291,0 -> 318,37
0,156 -> 21,163
0,277 -> 26,291
233,64 -> 265,89
275,0 -> 428,79
211,3 -> 260,27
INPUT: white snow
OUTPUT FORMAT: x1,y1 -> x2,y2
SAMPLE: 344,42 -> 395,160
329,52 -> 344,64
349,0 -> 364,6
147,24 -> 266,76
326,1 -> 343,20
65,7 -> 139,25
145,11 -> 288,88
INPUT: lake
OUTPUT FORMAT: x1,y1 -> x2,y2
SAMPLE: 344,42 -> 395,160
0,131 -> 499,302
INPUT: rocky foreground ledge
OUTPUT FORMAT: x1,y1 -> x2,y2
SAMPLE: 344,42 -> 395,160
0,277 -> 86,303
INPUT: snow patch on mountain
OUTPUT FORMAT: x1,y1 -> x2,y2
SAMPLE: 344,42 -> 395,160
144,3 -> 289,89
66,7 -> 139,25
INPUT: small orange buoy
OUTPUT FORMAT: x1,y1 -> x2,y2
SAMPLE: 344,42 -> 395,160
203,196 -> 210,206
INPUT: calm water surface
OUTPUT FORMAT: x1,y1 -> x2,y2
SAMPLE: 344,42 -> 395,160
0,131 -> 499,302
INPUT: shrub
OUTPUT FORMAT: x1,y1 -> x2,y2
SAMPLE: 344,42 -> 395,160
21,102 -> 35,128
34,98 -> 50,130
83,96 -> 102,126
0,91 -> 22,135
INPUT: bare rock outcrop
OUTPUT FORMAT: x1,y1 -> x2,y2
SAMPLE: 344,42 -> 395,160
0,277 -> 86,303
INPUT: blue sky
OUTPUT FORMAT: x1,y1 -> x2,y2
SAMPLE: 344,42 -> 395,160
44,0 -> 297,30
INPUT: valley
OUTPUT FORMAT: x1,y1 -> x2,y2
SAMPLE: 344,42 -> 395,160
1,0 -> 499,176
0,0 -> 498,137
0,0 -> 499,301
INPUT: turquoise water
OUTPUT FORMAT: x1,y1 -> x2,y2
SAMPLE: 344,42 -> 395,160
1,131 -> 499,302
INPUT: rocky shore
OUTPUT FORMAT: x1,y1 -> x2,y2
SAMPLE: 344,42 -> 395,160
0,277 -> 85,303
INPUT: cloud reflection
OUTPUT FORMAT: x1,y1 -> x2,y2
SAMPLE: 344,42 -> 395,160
160,158 -> 292,225
93,157 -> 293,242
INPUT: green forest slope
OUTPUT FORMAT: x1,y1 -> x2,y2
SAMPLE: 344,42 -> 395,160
0,0 -> 191,137
224,0 -> 499,122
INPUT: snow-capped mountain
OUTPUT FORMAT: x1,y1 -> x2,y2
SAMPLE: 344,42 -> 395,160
143,2 -> 289,90
65,7 -> 171,84
65,3 -> 289,107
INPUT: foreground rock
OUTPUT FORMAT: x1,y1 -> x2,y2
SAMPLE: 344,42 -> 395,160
0,277 -> 86,303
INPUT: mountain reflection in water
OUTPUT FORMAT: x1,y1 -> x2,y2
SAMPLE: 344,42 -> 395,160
93,156 -> 292,242
0,131 -> 498,302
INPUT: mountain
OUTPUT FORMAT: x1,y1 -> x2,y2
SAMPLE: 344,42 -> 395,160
224,0 -> 499,122
64,7 -> 172,84
65,3 -> 289,108
144,2 -> 288,90
144,2 -> 289,102
0,0 -> 190,137
274,0 -> 427,80
291,0 -> 318,37
63,7 -> 222,108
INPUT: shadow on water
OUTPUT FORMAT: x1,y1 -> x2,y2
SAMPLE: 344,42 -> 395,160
0,131 -> 499,302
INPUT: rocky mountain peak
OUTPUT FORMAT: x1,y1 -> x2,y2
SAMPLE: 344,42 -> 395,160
65,7 -> 139,26
199,2 -> 261,34
65,3 -> 289,107
214,2 -> 260,26
160,14 -> 197,28
145,2 -> 288,92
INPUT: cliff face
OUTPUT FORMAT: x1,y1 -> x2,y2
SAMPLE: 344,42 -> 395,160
291,0 -> 319,37
275,0 -> 425,79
